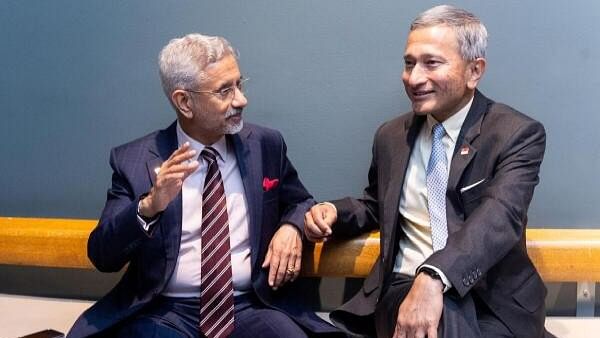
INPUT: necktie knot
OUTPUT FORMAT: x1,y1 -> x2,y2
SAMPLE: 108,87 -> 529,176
427,123 -> 447,175
201,147 -> 218,163
432,122 -> 446,142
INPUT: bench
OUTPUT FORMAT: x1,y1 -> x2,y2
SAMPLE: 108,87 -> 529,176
1,217 -> 600,337
302,229 -> 600,317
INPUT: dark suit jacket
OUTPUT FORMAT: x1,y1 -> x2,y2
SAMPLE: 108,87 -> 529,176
68,122 -> 335,337
329,90 -> 547,338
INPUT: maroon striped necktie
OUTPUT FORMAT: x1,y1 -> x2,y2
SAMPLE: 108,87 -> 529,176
199,147 -> 234,338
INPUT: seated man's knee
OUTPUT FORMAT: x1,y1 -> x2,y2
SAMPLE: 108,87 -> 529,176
232,308 -> 307,338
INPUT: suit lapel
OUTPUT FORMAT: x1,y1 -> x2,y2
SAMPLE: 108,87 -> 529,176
230,127 -> 263,269
382,114 -> 424,267
146,122 -> 182,262
447,90 -> 488,194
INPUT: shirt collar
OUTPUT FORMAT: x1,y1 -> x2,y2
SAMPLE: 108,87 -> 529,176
426,96 -> 473,143
176,122 -> 228,163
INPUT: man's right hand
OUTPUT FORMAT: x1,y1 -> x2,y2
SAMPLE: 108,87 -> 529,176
139,142 -> 199,218
304,203 -> 337,242
393,272 -> 443,338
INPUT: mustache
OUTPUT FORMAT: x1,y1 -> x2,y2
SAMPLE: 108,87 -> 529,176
225,108 -> 242,118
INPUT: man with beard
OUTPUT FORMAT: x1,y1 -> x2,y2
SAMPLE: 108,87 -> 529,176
68,33 -> 340,338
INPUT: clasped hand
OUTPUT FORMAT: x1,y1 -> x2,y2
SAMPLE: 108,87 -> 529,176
304,203 -> 337,242
305,202 -> 444,338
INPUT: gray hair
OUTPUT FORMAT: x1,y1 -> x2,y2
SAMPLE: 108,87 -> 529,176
158,33 -> 236,98
411,5 -> 487,60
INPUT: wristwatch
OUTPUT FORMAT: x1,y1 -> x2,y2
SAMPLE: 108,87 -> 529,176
137,193 -> 161,224
419,266 -> 443,284
137,201 -> 156,223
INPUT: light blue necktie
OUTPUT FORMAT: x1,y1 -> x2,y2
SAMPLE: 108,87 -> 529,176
427,123 -> 448,251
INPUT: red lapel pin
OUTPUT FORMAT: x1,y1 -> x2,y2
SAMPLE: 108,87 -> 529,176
460,145 -> 470,155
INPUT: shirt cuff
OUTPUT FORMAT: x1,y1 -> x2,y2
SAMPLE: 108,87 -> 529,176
419,264 -> 453,293
319,201 -> 337,213
137,200 -> 159,232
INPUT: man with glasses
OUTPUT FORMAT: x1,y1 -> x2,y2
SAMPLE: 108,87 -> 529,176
305,5 -> 551,338
68,33 -> 340,338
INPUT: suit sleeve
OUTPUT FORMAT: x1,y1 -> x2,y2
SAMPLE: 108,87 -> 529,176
276,133 -> 316,234
330,128 -> 382,238
425,119 -> 546,297
87,147 -> 154,272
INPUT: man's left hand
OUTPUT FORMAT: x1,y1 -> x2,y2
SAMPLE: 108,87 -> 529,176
393,272 -> 444,338
261,224 -> 302,290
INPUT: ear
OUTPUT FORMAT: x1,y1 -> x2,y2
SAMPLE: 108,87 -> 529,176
466,58 -> 486,90
171,90 -> 194,119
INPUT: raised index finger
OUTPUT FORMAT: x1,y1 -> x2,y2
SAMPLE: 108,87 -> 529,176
168,145 -> 197,166
168,142 -> 191,160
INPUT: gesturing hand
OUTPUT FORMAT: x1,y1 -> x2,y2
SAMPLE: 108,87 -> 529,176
394,273 -> 444,338
139,142 -> 199,217
304,203 -> 337,242
261,224 -> 302,290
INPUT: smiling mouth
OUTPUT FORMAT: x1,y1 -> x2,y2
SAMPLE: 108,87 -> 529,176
226,113 -> 242,122
225,109 -> 243,119
412,90 -> 434,99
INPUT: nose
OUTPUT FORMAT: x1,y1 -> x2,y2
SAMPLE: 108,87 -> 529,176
404,64 -> 427,88
231,87 -> 247,108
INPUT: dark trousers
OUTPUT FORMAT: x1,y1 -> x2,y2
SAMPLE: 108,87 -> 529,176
112,292 -> 311,338
374,273 -> 513,338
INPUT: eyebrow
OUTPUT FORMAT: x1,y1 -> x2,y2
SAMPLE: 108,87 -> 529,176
217,76 -> 243,90
410,53 -> 442,59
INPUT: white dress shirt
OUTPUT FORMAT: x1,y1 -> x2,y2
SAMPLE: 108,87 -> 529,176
159,123 -> 252,297
393,97 -> 473,291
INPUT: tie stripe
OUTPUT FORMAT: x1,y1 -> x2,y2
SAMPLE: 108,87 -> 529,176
201,246 -> 232,288
203,176 -> 222,202
212,316 -> 235,338
201,288 -> 234,336
201,223 -> 230,257
201,261 -> 233,298
202,201 -> 228,234
199,147 -> 234,338
201,288 -> 233,325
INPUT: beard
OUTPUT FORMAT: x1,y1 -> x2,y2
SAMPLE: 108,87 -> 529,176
223,107 -> 243,135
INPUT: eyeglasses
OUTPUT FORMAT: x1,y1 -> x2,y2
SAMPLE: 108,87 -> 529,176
184,77 -> 249,101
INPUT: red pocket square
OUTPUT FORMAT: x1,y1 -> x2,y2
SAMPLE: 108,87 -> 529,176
262,177 -> 279,192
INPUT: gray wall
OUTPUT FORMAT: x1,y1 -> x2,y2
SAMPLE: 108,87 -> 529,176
2,0 -> 599,227
0,0 -> 598,314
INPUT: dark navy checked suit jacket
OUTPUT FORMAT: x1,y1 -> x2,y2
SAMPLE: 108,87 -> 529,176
68,122 -> 337,337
